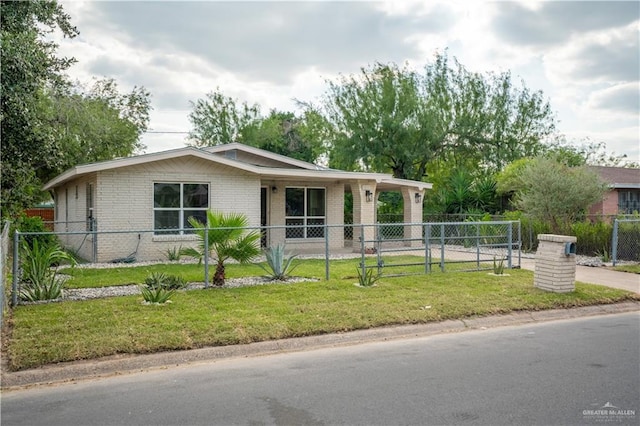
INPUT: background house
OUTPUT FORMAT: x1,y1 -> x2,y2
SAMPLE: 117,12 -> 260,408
588,166 -> 640,216
43,143 -> 431,262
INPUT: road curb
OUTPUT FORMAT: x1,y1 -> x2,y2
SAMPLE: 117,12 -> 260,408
2,301 -> 639,390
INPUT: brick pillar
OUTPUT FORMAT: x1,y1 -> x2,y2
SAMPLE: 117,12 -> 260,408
352,182 -> 377,252
401,187 -> 424,247
534,234 -> 577,293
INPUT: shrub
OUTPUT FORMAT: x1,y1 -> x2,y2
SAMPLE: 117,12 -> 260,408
571,220 -> 612,256
259,244 -> 298,280
14,214 -> 57,249
19,239 -> 76,301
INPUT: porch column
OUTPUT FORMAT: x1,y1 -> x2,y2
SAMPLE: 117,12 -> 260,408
402,187 -> 424,247
352,182 -> 377,252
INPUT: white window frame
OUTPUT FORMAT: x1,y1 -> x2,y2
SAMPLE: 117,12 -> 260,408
153,182 -> 209,235
285,186 -> 326,239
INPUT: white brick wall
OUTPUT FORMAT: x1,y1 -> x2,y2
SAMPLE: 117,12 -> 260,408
534,234 -> 577,293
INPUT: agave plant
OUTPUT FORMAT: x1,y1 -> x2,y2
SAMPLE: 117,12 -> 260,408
259,244 -> 299,281
180,211 -> 261,286
19,239 -> 77,301
356,267 -> 379,287
139,285 -> 175,304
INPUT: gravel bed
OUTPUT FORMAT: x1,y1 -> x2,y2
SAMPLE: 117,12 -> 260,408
45,276 -> 319,303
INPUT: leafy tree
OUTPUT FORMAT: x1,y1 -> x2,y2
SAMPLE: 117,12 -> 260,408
545,139 -> 638,168
513,157 -> 607,233
42,79 -> 151,182
187,89 -> 260,147
1,0 -> 78,218
323,62 -> 435,180
1,1 -> 151,218
321,52 -> 556,180
180,211 -> 261,286
188,90 -> 327,163
241,109 -> 324,163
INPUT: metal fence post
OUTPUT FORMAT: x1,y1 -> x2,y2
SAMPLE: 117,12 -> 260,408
440,223 -> 445,272
424,224 -> 431,274
612,219 -> 619,266
12,230 -> 19,307
360,224 -> 366,278
324,224 -> 330,281
92,218 -> 98,263
204,226 -> 209,288
507,221 -> 513,269
476,223 -> 480,269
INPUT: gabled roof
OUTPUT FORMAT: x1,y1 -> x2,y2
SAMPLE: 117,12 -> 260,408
589,166 -> 640,189
43,143 -> 432,192
203,142 -> 327,171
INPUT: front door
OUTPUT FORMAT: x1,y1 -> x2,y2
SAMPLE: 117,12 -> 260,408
260,187 -> 267,247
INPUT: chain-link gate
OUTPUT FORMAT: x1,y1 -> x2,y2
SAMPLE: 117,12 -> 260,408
612,218 -> 640,265
358,221 -> 521,277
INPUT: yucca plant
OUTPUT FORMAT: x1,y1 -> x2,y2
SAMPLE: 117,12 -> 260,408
139,272 -> 183,304
166,246 -> 182,261
180,211 -> 261,286
356,267 -> 379,287
493,256 -> 506,275
20,239 -> 76,301
139,285 -> 175,304
144,272 -> 186,290
259,244 -> 299,280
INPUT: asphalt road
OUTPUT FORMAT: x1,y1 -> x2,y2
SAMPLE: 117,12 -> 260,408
2,312 -> 638,426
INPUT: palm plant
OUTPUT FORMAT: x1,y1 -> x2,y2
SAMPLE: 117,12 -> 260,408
180,211 -> 261,286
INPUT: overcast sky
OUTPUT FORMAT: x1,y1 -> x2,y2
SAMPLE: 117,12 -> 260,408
55,0 -> 639,163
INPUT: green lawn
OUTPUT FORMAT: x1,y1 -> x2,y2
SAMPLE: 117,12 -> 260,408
612,264 -> 640,274
6,258 -> 639,371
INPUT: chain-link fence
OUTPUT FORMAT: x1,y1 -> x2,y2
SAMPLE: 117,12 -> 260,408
357,221 -> 521,277
10,220 -> 521,305
1,221 -> 10,324
612,218 -> 640,265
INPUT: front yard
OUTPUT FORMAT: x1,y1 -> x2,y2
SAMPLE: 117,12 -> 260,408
4,257 -> 638,371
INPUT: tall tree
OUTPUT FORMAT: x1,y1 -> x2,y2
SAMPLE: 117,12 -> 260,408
321,52 -> 557,180
187,89 -> 260,147
43,79 -> 151,182
188,90 -> 327,163
1,1 -> 152,218
1,0 -> 78,217
323,62 -> 436,180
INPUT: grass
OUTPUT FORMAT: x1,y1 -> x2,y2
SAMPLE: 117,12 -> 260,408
6,258 -> 639,371
612,264 -> 640,274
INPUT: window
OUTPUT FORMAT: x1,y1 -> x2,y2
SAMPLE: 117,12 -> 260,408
154,183 -> 209,234
285,187 -> 325,238
619,190 -> 640,214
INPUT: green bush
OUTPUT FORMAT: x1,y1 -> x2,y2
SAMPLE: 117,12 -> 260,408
14,214 -> 57,249
570,220 -> 612,257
